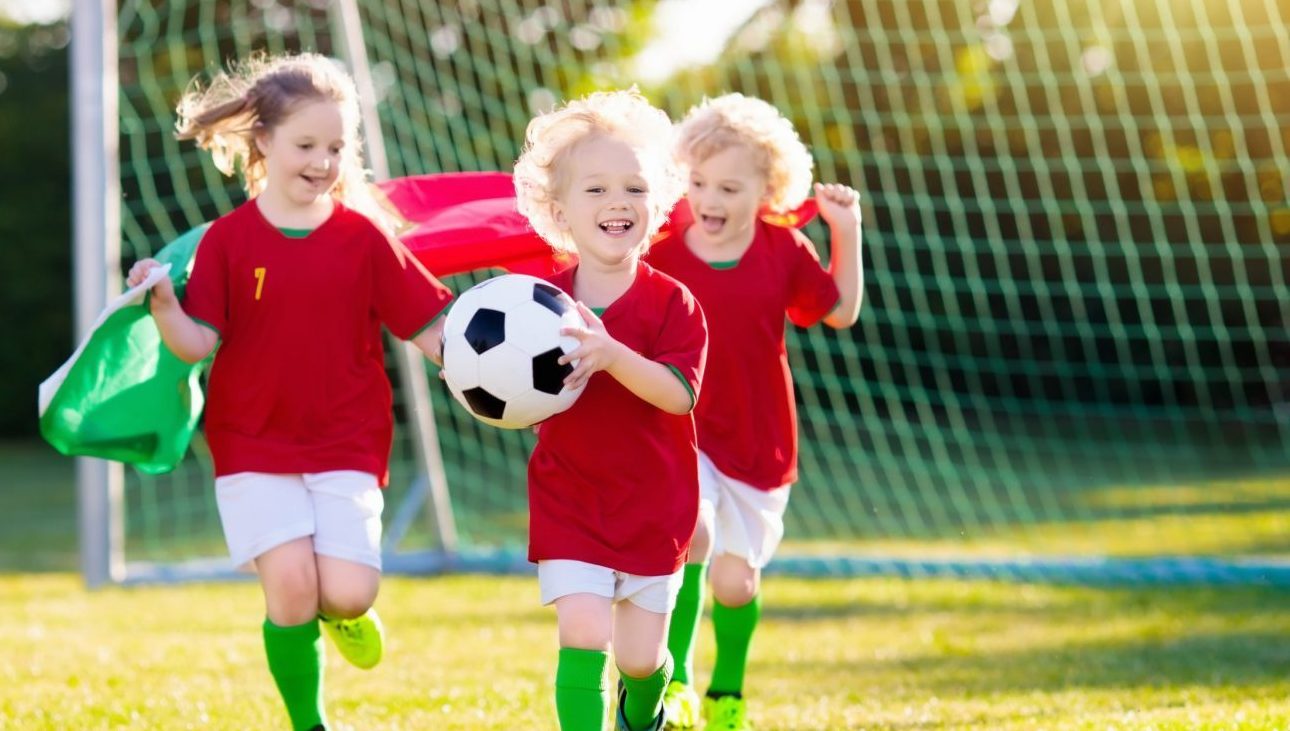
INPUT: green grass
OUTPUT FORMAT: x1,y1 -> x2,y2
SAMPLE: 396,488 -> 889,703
0,440 -> 76,571
2,573 -> 1288,730
6,439 -> 1290,727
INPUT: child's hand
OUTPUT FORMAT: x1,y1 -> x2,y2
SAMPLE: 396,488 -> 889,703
125,258 -> 178,309
430,335 -> 445,368
412,319 -> 447,366
814,182 -> 861,231
559,302 -> 625,391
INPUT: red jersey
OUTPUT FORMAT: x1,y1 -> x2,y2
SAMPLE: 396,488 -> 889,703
645,219 -> 839,490
527,262 -> 708,576
182,199 -> 452,484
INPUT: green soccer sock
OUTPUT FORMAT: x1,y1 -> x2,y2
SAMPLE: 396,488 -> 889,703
263,618 -> 326,731
708,593 -> 762,696
556,647 -> 609,731
619,653 -> 672,731
666,562 -> 707,686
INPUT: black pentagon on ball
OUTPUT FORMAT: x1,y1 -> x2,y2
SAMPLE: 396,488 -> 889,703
464,308 -> 506,355
462,386 -> 507,419
532,347 -> 573,395
532,282 -> 573,317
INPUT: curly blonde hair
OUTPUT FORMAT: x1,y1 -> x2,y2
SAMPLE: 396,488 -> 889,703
676,93 -> 815,213
513,89 -> 684,254
175,52 -> 367,203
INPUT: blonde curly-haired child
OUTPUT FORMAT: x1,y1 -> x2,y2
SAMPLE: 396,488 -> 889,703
513,88 -> 709,731
645,93 -> 863,731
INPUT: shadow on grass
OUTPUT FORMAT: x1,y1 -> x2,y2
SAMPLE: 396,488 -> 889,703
842,629 -> 1290,693
760,582 -> 1290,622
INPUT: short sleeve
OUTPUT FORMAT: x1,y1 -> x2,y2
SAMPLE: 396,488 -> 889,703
784,227 -> 841,328
180,225 -> 227,335
370,230 -> 453,340
652,282 -> 708,409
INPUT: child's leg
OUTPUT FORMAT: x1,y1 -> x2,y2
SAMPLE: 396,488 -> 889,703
666,507 -> 712,687
309,470 -> 384,618
702,477 -> 790,703
217,473 -> 324,731
554,593 -> 614,731
316,556 -> 384,670
707,554 -> 761,697
257,537 -> 327,731
310,471 -> 386,670
614,599 -> 672,731
317,556 -> 380,619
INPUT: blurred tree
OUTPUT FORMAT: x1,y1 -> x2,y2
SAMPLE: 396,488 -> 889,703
0,19 -> 70,437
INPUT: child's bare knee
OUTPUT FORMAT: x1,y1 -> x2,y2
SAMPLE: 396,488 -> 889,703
710,560 -> 759,606
616,656 -> 665,680
262,563 -> 320,624
319,592 -> 373,619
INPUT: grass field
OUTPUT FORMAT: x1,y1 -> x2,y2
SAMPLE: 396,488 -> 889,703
0,441 -> 76,572
4,440 -> 1290,729
2,573 -> 1289,730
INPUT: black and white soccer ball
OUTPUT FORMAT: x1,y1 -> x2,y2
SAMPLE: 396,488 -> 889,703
441,274 -> 588,429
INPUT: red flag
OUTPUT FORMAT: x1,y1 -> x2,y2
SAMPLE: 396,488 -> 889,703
377,173 -> 818,277
376,172 -> 573,277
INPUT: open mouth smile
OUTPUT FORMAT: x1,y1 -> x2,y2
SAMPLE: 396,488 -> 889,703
599,219 -> 634,235
700,214 -> 726,233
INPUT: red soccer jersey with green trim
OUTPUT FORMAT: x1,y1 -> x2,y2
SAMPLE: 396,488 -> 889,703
527,262 -> 708,576
182,199 -> 452,484
645,219 -> 839,490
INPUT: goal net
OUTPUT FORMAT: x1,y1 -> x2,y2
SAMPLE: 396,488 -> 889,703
103,0 -> 1289,583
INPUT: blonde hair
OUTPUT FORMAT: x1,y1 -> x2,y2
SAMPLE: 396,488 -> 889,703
175,52 -> 367,203
513,89 -> 684,254
676,93 -> 815,213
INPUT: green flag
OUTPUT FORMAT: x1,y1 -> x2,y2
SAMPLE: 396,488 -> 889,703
39,225 -> 212,474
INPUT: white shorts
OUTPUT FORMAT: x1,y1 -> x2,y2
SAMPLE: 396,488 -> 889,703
538,560 -> 684,615
214,471 -> 385,571
699,451 -> 791,569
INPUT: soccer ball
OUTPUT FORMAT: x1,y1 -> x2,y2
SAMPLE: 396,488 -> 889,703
441,273 -> 587,429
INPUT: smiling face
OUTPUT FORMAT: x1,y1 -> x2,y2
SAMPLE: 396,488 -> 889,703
684,143 -> 769,251
553,133 -> 657,268
255,99 -> 348,209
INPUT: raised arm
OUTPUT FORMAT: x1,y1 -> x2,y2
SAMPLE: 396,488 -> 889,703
814,182 -> 864,329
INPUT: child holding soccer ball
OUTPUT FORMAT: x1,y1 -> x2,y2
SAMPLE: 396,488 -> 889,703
644,93 -> 863,731
512,88 -> 709,731
126,53 -> 453,730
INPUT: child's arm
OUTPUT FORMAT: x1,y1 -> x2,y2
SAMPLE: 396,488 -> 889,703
126,259 -> 218,363
815,182 -> 864,329
559,302 -> 693,415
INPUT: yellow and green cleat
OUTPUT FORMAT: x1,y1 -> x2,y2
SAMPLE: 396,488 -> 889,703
703,694 -> 750,731
320,608 -> 384,670
662,681 -> 701,729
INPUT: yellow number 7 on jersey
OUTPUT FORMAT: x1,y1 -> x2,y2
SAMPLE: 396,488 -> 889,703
254,267 -> 267,300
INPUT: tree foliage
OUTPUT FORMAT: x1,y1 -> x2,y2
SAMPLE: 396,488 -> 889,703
0,21 -> 70,436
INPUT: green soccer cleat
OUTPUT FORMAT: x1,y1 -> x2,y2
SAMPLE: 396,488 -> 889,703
703,695 -> 750,731
320,608 -> 384,670
662,681 -> 700,729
